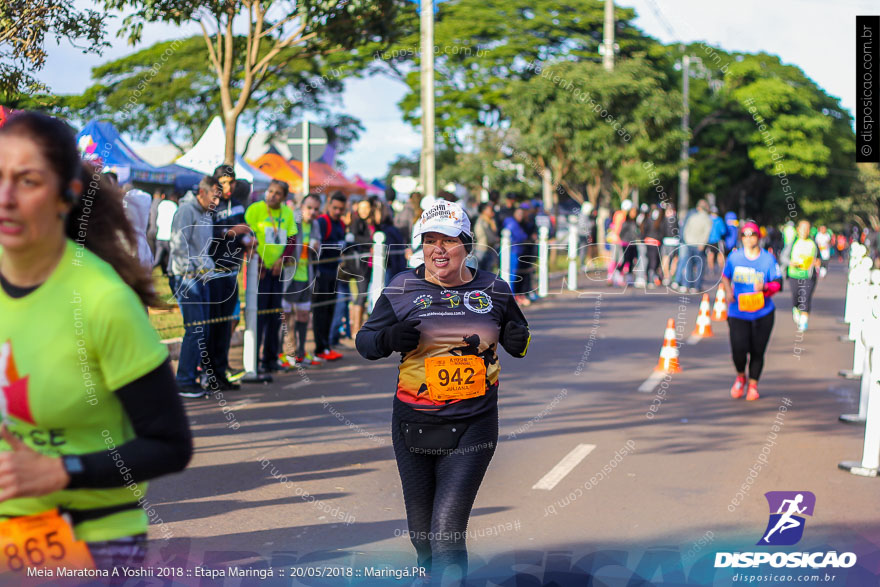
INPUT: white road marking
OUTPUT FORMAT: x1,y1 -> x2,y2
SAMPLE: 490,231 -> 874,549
532,444 -> 596,490
686,334 -> 702,345
638,371 -> 666,393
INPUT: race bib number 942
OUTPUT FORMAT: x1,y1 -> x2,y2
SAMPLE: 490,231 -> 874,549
424,356 -> 486,402
0,509 -> 94,574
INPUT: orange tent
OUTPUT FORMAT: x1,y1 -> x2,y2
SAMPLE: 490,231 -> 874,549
250,153 -> 304,193
287,160 -> 365,196
250,153 -> 366,196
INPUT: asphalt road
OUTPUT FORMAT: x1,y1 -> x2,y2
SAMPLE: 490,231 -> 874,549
145,260 -> 880,586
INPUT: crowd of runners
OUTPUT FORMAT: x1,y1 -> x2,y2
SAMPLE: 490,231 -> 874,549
1,109 -> 878,584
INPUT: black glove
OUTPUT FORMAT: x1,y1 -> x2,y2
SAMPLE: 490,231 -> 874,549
380,319 -> 422,354
500,321 -> 530,358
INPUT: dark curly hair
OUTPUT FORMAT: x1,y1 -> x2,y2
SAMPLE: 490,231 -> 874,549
0,111 -> 160,307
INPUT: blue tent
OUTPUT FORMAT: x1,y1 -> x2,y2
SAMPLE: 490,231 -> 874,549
76,120 -> 176,185
158,163 -> 202,194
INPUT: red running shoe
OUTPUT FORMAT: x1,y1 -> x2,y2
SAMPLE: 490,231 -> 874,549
730,375 -> 746,399
746,381 -> 760,401
317,350 -> 343,361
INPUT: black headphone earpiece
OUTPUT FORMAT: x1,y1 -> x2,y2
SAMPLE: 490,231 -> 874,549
63,189 -> 76,203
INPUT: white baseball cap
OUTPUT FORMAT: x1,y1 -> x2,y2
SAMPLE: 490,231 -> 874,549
411,200 -> 471,247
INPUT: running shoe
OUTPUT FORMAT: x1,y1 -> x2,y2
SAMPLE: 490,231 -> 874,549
294,354 -> 323,367
316,350 -> 343,361
226,368 -> 246,382
746,381 -> 760,401
792,307 -> 800,326
730,375 -> 746,399
277,353 -> 295,369
798,314 -> 808,332
179,385 -> 207,398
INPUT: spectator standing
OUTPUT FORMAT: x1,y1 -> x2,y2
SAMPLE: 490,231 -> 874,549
245,180 -> 297,373
502,206 -> 529,304
706,206 -> 729,275
313,192 -> 347,361
394,191 -> 422,243
153,192 -> 178,276
168,176 -> 220,397
123,188 -> 154,272
283,194 -> 323,366
675,199 -> 713,293
208,174 -> 250,389
375,199 -> 408,284
473,202 -> 500,272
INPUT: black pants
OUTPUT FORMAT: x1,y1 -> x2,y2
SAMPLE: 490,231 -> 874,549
646,245 -> 661,280
728,312 -> 775,381
312,271 -> 338,354
208,273 -> 238,376
392,399 -> 498,585
257,271 -> 283,369
791,274 -> 817,312
617,242 -> 638,274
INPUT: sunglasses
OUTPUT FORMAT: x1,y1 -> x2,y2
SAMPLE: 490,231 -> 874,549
742,231 -> 758,237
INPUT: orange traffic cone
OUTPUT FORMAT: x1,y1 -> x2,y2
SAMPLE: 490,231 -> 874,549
655,318 -> 682,373
712,288 -> 728,321
692,293 -> 714,337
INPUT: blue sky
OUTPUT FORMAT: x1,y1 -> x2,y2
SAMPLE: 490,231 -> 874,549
36,0 -> 873,179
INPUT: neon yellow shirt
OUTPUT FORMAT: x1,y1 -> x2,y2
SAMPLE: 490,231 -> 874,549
245,201 -> 296,268
787,238 -> 817,279
294,224 -> 311,282
0,240 -> 168,541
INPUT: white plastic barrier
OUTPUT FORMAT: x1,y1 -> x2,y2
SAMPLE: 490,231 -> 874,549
368,231 -> 386,313
567,215 -> 578,291
241,258 -> 272,383
538,225 -> 549,298
840,256 -> 873,383
500,228 -> 512,288
839,270 -> 880,476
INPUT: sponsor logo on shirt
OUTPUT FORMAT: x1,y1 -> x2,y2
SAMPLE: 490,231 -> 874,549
464,291 -> 492,314
440,290 -> 461,308
413,294 -> 433,310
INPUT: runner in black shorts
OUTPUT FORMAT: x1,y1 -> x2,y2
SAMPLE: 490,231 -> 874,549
356,201 -> 530,585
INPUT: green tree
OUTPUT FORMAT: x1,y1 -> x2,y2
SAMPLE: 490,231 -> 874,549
0,0 -> 107,99
104,0 -> 400,164
504,58 -> 684,211
687,49 -> 857,221
374,0 -> 654,146
64,36 -> 351,154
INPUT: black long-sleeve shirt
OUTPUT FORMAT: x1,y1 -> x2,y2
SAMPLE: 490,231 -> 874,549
356,265 -> 528,419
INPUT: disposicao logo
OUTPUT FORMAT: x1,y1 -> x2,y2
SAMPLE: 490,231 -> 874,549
759,491 -> 814,546
715,491 -> 857,570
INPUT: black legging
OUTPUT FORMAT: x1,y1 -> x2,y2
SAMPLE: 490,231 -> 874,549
791,274 -> 817,313
391,398 -> 498,584
616,242 -> 638,274
728,312 -> 775,381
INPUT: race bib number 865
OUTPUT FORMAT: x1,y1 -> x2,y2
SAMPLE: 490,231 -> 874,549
0,510 -> 94,574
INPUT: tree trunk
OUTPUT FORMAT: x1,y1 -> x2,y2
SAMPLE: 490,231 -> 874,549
224,111 -> 237,166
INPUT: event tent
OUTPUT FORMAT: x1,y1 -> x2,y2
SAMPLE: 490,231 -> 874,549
353,175 -> 384,196
250,153 -> 304,193
176,117 -> 273,191
287,160 -> 365,196
76,120 -> 176,185
251,153 -> 365,196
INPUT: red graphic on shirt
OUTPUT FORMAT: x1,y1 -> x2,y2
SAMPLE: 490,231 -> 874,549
0,341 -> 34,425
